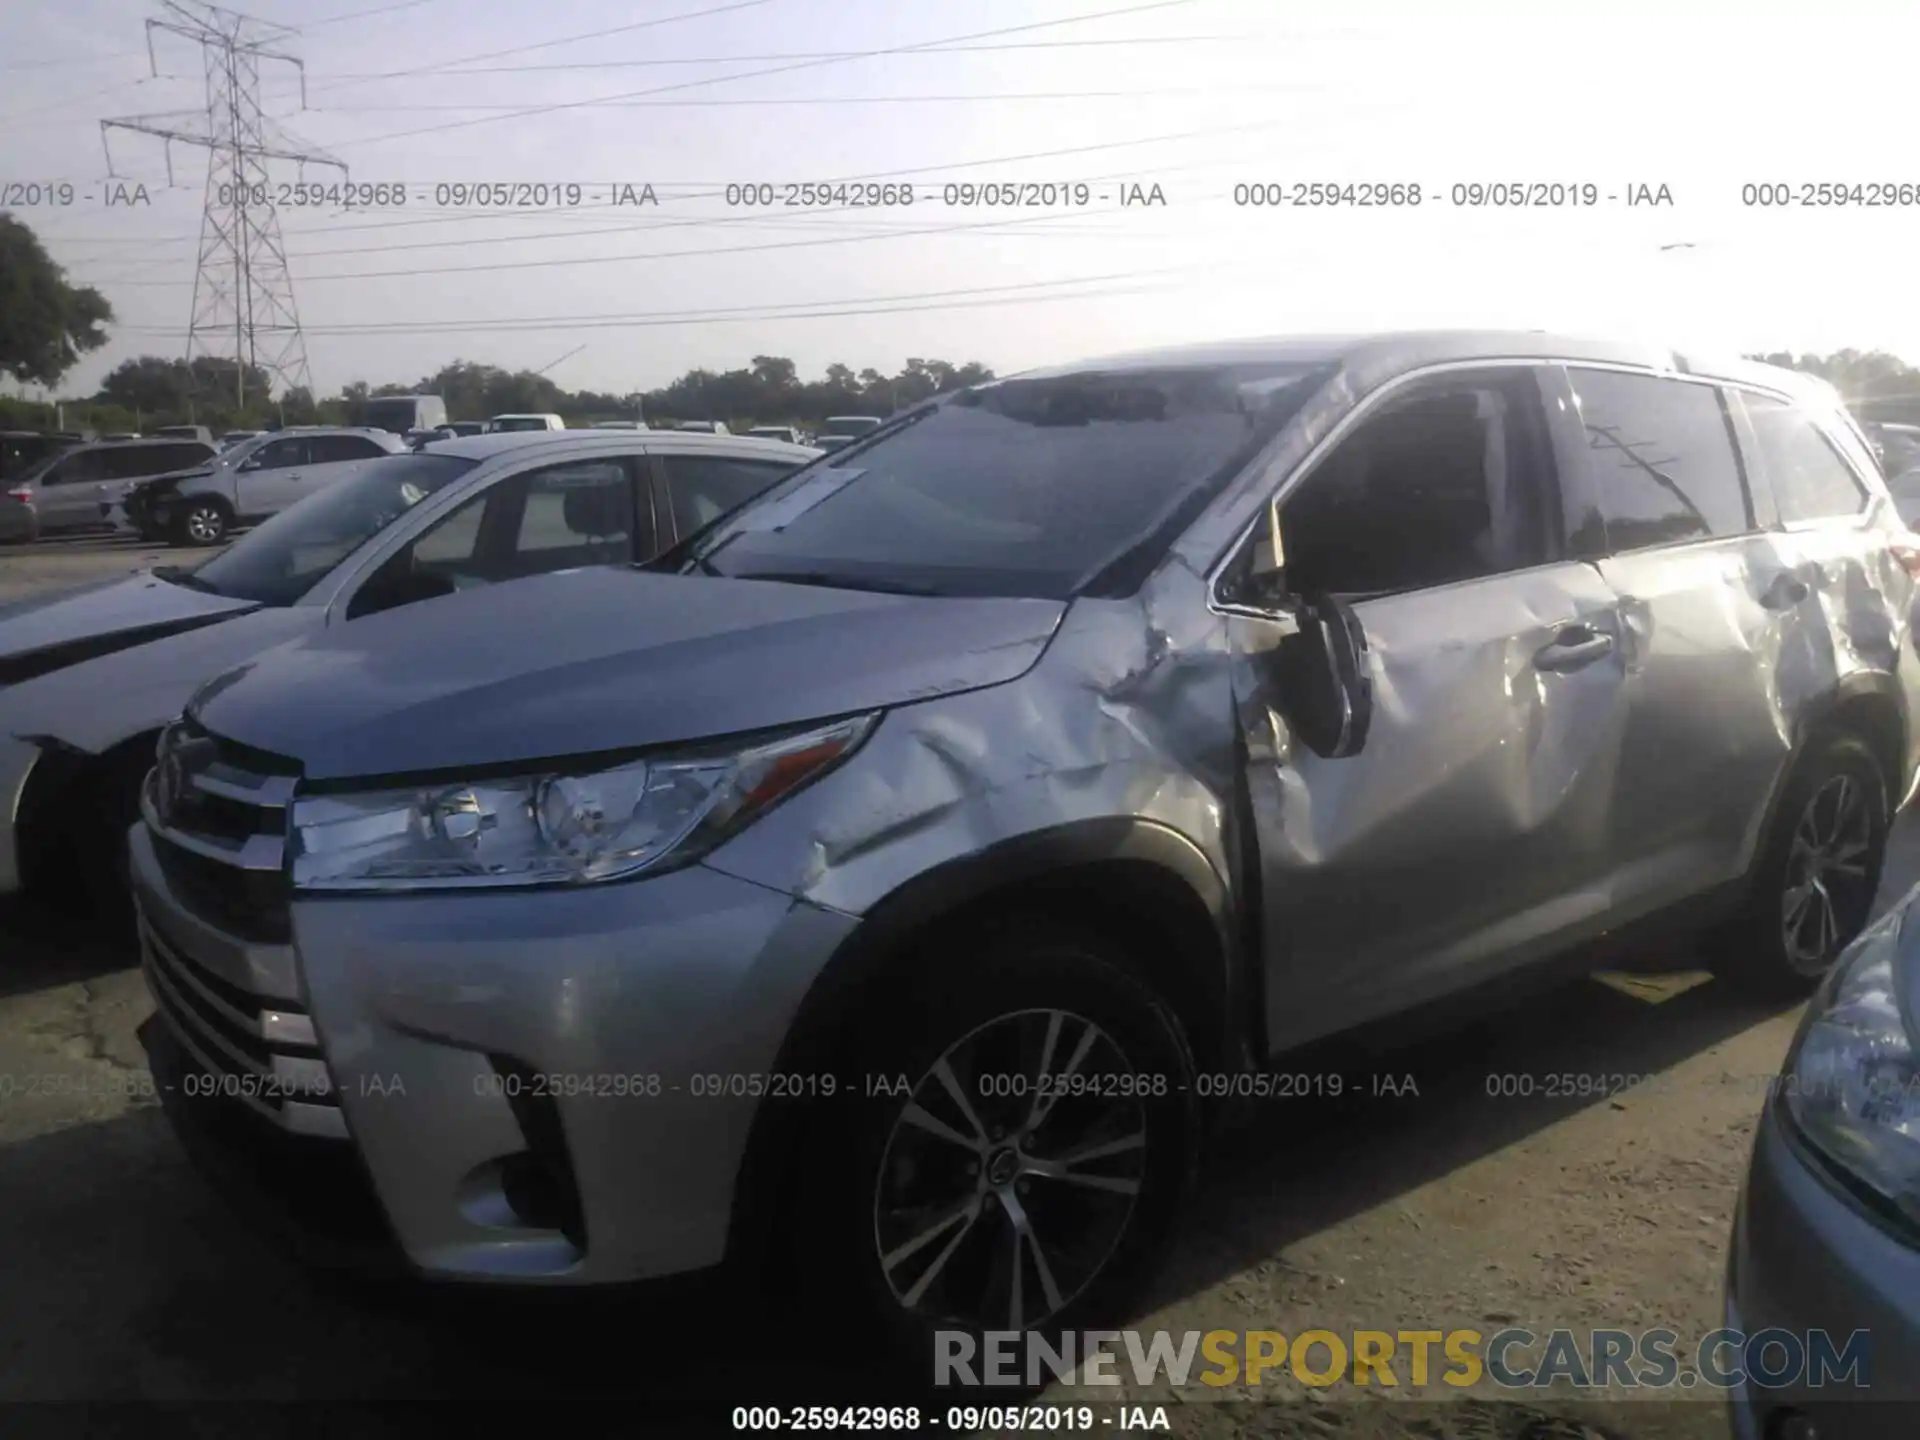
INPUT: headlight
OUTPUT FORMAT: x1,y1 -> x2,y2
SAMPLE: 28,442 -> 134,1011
288,713 -> 877,892
1782,903 -> 1920,1224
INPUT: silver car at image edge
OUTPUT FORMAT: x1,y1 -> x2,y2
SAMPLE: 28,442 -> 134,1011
1725,886 -> 1920,1438
127,331 -> 1920,1372
0,429 -> 817,916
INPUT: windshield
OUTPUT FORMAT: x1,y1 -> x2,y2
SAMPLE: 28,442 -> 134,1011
820,418 -> 878,437
492,417 -> 550,432
363,400 -> 423,432
183,453 -> 480,607
697,364 -> 1333,600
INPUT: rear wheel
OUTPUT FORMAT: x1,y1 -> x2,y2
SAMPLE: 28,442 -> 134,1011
799,924 -> 1198,1378
1710,733 -> 1889,996
173,498 -> 229,547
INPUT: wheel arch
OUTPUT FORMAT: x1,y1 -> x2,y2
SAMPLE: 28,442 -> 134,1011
1746,671 -> 1908,881
724,816 -> 1240,1272
14,727 -> 162,894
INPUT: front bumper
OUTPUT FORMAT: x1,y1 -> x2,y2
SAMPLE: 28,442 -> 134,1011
1725,1103 -> 1920,1438
0,733 -> 40,894
129,821 -> 860,1284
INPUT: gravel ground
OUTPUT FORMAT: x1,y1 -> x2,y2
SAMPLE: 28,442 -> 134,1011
2,536 -> 1909,1435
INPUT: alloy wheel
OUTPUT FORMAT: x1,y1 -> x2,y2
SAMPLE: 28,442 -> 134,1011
871,1007 -> 1149,1332
1781,773 -> 1876,974
185,506 -> 223,544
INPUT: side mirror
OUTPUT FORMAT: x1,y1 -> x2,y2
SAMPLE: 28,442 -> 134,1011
1268,592 -> 1373,759
238,457 -> 262,473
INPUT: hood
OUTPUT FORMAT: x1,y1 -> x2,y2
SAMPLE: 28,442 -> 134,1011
0,572 -> 261,683
1,605 -> 320,753
191,567 -> 1066,780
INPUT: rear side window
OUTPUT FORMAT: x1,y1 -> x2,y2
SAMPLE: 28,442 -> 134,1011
660,453 -> 796,535
310,434 -> 384,463
1742,394 -> 1869,522
1566,369 -> 1750,555
160,442 -> 213,467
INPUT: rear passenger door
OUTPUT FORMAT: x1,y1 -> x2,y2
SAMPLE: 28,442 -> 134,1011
650,449 -> 803,550
33,448 -> 108,532
303,433 -> 390,495
235,435 -> 311,518
1732,388 -> 1886,745
1553,365 -> 1793,914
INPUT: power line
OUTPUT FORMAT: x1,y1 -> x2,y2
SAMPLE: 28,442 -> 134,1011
101,194 -> 1206,285
120,265 -> 1205,334
42,115 -> 1283,252
300,0 -> 786,98
116,272 -> 1212,338
318,0 -> 1201,150
260,34 -> 1246,78
294,85 -> 1298,111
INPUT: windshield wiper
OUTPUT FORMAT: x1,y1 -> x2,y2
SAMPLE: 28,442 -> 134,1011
153,564 -> 221,596
733,569 -> 942,597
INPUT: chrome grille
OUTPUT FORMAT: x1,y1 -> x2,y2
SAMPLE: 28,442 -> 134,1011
142,718 -> 296,942
139,911 -> 346,1138
137,718 -> 342,1137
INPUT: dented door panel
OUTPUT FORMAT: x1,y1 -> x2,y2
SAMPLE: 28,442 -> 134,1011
1591,538 -> 1805,913
1236,562 -> 1630,1051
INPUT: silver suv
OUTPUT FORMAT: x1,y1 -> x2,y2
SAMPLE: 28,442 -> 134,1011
131,332 -> 1920,1365
122,427 -> 406,546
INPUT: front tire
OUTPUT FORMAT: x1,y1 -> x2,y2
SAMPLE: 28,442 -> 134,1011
1711,733 -> 1889,997
173,498 -> 229,547
804,924 -> 1199,1381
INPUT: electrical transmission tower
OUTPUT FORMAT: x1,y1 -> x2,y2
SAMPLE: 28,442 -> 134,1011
101,2 -> 344,410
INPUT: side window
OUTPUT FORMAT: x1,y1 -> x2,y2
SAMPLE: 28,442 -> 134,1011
169,443 -> 213,468
40,451 -> 92,485
1277,373 -> 1552,599
1565,369 -> 1749,555
310,434 -> 385,463
110,447 -> 165,479
1743,394 -> 1869,523
390,458 -> 646,585
514,459 -> 645,558
251,438 -> 308,470
660,453 -> 795,537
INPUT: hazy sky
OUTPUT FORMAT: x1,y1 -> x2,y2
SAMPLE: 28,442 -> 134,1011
3,0 -> 1918,399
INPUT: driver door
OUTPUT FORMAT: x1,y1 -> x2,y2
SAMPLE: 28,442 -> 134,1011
1223,365 -> 1632,1051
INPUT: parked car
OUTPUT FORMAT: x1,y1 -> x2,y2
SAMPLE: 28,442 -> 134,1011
813,414 -> 884,451
488,413 -> 565,433
445,421 -> 487,438
0,431 -> 84,483
99,432 -> 141,442
591,420 -> 648,431
0,429 -> 817,920
153,425 -> 216,445
1724,888 -> 1920,1436
747,425 -> 804,445
124,331 -> 1920,1365
1,436 -> 219,542
361,395 -> 448,435
673,419 -> 730,434
1865,421 -> 1920,476
219,430 -> 263,451
118,427 -> 407,547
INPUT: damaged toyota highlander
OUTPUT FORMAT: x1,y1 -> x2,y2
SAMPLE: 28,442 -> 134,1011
130,332 -> 1920,1367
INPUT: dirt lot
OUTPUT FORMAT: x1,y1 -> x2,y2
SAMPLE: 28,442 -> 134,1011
2,535 -> 1908,1435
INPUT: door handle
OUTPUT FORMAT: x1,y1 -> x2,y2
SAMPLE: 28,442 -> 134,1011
1534,624 -> 1615,672
1760,572 -> 1810,609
